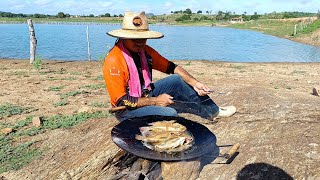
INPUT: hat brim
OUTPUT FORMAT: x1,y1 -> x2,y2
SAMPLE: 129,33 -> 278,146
107,29 -> 164,39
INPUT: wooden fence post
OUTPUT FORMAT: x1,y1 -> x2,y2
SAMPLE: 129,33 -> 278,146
86,26 -> 91,62
27,19 -> 37,64
294,24 -> 297,36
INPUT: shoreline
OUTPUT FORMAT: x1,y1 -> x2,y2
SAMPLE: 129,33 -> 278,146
2,58 -> 320,63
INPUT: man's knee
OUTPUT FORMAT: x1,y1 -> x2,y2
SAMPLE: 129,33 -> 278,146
169,74 -> 186,87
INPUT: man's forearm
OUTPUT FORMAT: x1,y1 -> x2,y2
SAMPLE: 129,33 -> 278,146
137,97 -> 157,107
174,66 -> 198,86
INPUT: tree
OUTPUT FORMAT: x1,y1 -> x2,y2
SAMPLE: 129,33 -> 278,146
105,13 -> 111,17
89,14 -> 94,17
33,13 -> 41,18
251,12 -> 259,20
119,14 -> 123,17
317,10 -> 320,18
197,10 -> 202,14
175,14 -> 191,21
184,8 -> 192,14
57,12 -> 66,18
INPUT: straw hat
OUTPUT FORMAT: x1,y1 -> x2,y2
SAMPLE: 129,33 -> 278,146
107,11 -> 163,39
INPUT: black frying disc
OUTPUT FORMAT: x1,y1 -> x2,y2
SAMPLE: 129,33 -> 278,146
111,115 -> 219,161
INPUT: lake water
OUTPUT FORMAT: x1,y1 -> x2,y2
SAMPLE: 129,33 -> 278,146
1,23 -> 320,62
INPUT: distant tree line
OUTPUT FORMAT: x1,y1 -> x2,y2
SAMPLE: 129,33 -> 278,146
1,10 -> 318,21
0,11 -> 123,18
170,8 -> 318,22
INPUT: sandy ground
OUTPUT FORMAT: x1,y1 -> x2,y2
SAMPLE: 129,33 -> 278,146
0,59 -> 320,179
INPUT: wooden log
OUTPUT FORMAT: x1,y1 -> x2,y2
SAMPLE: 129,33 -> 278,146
161,159 -> 201,180
27,19 -> 37,64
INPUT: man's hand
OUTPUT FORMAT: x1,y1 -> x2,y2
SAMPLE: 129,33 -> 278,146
193,82 -> 211,96
154,93 -> 174,106
137,93 -> 174,107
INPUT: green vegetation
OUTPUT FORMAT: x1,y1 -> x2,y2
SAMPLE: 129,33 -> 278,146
0,111 -> 111,173
54,90 -> 87,106
60,90 -> 84,99
0,103 -> 37,119
81,84 -> 105,90
90,101 -> 109,108
33,55 -> 42,70
48,85 -> 65,91
300,19 -> 320,34
53,100 -> 68,107
96,75 -> 104,80
0,137 -> 41,173
227,19 -> 297,37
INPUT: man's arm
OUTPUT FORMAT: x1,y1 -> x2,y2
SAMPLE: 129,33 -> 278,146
137,94 -> 173,107
136,65 -> 211,108
174,65 -> 211,96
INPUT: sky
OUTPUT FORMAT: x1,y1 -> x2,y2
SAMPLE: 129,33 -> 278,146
1,0 -> 319,16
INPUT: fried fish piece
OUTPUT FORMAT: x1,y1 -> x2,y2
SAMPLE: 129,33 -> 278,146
135,131 -> 175,143
136,120 -> 194,153
140,120 -> 187,133
154,137 -> 186,151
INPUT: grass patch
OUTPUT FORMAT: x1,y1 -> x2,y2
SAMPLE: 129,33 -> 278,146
228,64 -> 246,69
227,19 -> 296,37
0,111 -> 111,173
299,19 -> 320,35
42,111 -> 110,129
53,100 -> 68,107
60,90 -> 84,99
14,71 -> 28,77
82,84 -> 106,90
90,101 -> 109,108
47,77 -> 59,81
33,55 -> 42,70
0,138 -> 42,174
0,103 -> 37,119
69,72 -> 82,75
96,75 -> 104,80
290,70 -> 307,75
61,77 -> 77,81
47,76 -> 76,81
48,85 -> 65,92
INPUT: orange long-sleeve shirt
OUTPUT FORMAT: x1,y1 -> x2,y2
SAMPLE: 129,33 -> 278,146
102,43 -> 174,108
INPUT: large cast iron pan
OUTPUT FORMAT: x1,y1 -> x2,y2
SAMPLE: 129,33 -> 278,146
111,115 -> 219,161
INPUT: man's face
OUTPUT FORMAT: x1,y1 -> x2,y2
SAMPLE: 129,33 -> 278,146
123,39 -> 147,52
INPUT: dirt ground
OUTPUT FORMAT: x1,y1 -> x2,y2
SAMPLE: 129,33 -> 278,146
0,59 -> 320,179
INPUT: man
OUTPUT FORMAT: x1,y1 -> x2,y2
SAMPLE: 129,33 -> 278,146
103,11 -> 236,121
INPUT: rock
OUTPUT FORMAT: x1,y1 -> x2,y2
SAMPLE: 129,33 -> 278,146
77,106 -> 93,113
1,128 -> 13,135
312,87 -> 319,96
161,160 -> 201,180
32,116 -> 43,127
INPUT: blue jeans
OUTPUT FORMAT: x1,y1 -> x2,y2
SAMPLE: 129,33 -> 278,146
119,74 -> 219,121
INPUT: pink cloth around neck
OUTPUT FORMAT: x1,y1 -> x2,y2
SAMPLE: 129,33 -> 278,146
119,40 -> 151,97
